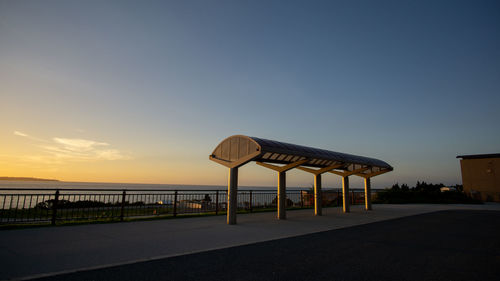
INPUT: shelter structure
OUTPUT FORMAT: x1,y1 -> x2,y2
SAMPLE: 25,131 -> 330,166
210,135 -> 393,224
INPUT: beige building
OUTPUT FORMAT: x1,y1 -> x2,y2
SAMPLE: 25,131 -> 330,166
457,154 -> 500,202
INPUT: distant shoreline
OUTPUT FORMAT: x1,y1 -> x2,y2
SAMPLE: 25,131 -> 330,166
0,177 -> 59,182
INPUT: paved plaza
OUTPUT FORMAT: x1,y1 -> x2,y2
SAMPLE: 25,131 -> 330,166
1,204 -> 499,280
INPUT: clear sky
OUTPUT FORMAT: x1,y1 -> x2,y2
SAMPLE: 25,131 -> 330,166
1,0 -> 499,189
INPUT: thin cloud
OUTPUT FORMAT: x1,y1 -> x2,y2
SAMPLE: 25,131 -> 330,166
95,149 -> 131,160
47,137 -> 130,161
14,131 -> 28,137
14,131 -> 48,142
53,138 -> 109,152
12,131 -> 131,163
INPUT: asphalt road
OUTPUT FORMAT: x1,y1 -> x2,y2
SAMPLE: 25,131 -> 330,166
33,210 -> 500,281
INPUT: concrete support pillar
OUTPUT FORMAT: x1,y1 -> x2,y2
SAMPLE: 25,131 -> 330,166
227,167 -> 238,225
278,172 -> 286,220
314,174 -> 322,216
342,176 -> 350,213
364,177 -> 372,210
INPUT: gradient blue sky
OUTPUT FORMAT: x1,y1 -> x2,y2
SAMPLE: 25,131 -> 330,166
1,0 -> 499,188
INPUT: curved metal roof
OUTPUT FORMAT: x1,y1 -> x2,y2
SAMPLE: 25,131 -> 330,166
210,135 -> 393,175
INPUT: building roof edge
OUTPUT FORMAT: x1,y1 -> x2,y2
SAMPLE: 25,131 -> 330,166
456,153 -> 500,159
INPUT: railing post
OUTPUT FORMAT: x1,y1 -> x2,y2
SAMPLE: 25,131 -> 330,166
51,190 -> 59,225
215,191 -> 219,215
249,190 -> 253,212
173,190 -> 178,217
120,190 -> 126,221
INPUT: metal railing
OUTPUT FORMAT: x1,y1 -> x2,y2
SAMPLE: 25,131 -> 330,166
0,188 -> 376,225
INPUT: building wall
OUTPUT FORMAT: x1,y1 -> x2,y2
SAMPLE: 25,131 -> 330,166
460,157 -> 500,202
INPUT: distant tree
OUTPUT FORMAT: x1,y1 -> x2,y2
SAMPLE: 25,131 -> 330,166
203,194 -> 212,202
391,183 -> 400,191
374,180 -> 480,204
271,196 -> 294,207
36,199 -> 70,209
